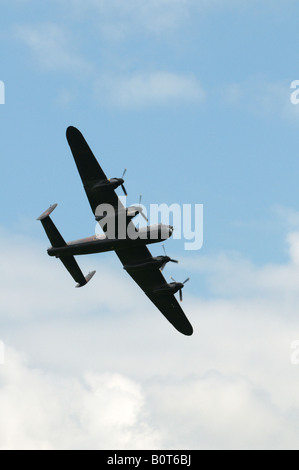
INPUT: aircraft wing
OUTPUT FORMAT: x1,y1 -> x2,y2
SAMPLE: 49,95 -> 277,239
115,246 -> 193,336
66,126 -> 123,216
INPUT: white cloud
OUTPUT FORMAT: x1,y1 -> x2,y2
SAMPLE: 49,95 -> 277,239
13,20 -> 205,108
287,232 -> 299,266
1,225 -> 299,448
1,346 -> 299,449
0,227 -> 141,319
95,72 -> 205,108
62,0 -> 254,41
64,0 -> 198,39
147,372 -> 294,450
0,349 -> 161,450
221,78 -> 296,122
15,23 -> 92,74
273,205 -> 299,229
184,249 -> 299,300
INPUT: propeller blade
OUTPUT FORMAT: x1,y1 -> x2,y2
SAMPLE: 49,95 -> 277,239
179,289 -> 183,302
136,194 -> 148,221
170,276 -> 176,282
121,184 -> 127,196
122,168 -> 127,179
183,277 -> 190,284
162,244 -> 178,261
140,211 -> 148,222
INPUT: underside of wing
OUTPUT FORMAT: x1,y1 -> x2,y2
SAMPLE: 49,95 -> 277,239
146,291 -> 193,336
66,126 -> 122,215
115,246 -> 193,336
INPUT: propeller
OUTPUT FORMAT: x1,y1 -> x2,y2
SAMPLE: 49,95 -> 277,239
160,245 -> 179,271
121,168 -> 127,196
138,194 -> 148,221
170,276 -> 190,301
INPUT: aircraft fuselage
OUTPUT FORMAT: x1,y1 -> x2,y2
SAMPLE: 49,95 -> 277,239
48,223 -> 173,257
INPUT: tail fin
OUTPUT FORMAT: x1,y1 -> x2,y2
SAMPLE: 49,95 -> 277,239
37,204 -> 96,287
37,204 -> 65,247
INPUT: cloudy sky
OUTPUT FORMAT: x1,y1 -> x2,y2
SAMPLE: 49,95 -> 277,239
1,0 -> 299,450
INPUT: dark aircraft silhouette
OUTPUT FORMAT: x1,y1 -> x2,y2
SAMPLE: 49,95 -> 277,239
38,126 -> 193,336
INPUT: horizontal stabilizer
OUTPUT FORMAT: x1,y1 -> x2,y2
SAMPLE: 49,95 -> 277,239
37,203 -> 66,248
75,270 -> 96,288
37,204 -> 58,221
60,255 -> 95,287
38,204 -> 95,287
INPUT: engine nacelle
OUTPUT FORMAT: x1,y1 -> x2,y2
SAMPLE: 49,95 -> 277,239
92,177 -> 124,192
95,206 -> 138,222
136,224 -> 173,241
154,282 -> 182,295
123,255 -> 168,271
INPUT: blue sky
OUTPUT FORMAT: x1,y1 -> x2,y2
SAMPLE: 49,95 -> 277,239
1,0 -> 299,450
1,0 -> 299,265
